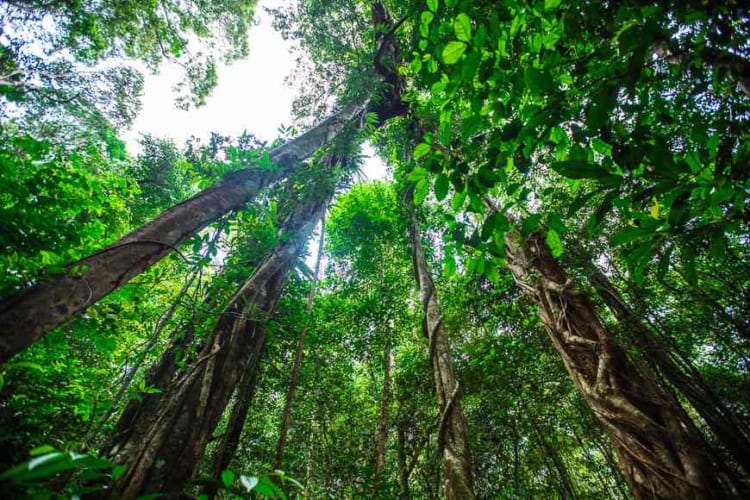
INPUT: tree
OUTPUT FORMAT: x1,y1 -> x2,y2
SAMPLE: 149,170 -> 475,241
504,228 -> 738,497
107,162 -> 342,497
407,187 -> 475,500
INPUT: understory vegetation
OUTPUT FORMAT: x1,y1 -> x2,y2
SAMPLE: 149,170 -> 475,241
1,0 -> 749,498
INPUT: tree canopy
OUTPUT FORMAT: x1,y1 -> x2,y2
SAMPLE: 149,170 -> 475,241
0,1 -> 748,499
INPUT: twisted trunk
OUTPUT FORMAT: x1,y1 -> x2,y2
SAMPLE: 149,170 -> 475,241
106,193 -> 329,498
504,230 -> 734,499
407,194 -> 475,500
0,101 -> 367,364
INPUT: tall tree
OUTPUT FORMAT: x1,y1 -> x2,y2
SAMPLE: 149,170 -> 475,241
107,164 -> 342,497
0,100 -> 367,363
504,228 -> 739,498
407,189 -> 475,500
274,218 -> 326,471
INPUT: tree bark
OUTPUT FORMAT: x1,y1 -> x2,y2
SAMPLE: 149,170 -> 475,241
374,338 -> 393,477
407,192 -> 475,500
207,323 -> 264,487
273,218 -> 326,471
106,190 -> 330,498
590,265 -> 750,477
0,101 -> 368,364
504,230 -> 736,499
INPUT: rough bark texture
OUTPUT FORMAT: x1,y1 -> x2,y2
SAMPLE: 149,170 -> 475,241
207,324 -> 264,485
101,321 -> 197,460
407,195 -> 475,500
106,193 -> 329,498
504,230 -> 732,499
0,102 -> 368,364
273,218 -> 325,471
591,266 -> 750,478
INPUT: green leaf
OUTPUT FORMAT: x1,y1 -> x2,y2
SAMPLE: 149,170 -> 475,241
668,191 -> 691,228
434,174 -> 450,201
414,178 -> 429,205
524,67 -> 555,94
408,166 -> 428,182
454,14 -> 472,42
546,229 -> 564,257
550,160 -> 609,179
427,0 -> 438,13
521,214 -> 542,235
451,190 -> 467,211
544,0 -> 562,10
413,143 -> 431,159
221,470 -> 235,487
30,445 -> 56,457
442,41 -> 467,65
611,226 -> 652,246
444,254 -> 456,277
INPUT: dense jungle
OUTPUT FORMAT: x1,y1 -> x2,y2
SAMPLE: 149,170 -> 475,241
0,0 -> 749,498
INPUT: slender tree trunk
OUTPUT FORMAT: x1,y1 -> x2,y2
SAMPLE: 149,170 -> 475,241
0,101 -> 368,364
374,338 -> 393,477
106,190 -> 330,498
533,423 -> 576,499
407,192 -> 475,500
590,266 -> 750,476
504,230 -> 736,499
396,423 -> 411,500
273,219 -> 326,470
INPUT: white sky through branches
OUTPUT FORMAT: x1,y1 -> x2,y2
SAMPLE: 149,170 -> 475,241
124,0 -> 386,181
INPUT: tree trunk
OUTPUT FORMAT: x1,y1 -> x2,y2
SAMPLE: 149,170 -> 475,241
106,191 -> 330,498
207,329 -> 264,487
374,338 -> 393,477
273,218 -> 326,471
590,266 -> 750,477
0,101 -> 368,364
396,423 -> 411,500
84,223 -> 225,450
407,192 -> 475,500
504,230 -> 735,499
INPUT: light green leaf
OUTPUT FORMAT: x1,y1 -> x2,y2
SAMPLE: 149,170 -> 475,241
546,229 -> 564,258
442,41 -> 467,65
451,190 -> 467,211
444,255 -> 456,277
414,178 -> 429,205
427,0 -> 438,13
454,14 -> 472,42
30,445 -> 56,457
544,0 -> 562,10
413,143 -> 431,159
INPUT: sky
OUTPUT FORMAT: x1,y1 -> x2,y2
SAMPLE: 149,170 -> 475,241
123,0 -> 386,181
